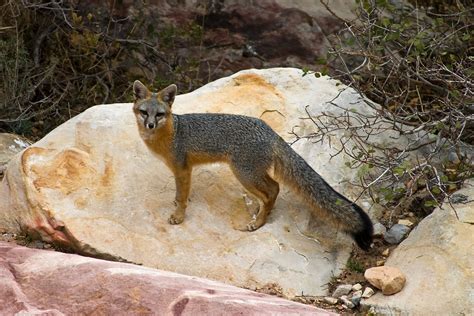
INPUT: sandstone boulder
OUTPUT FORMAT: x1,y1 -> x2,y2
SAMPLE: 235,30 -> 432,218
0,68 -> 419,296
0,241 -> 332,315
363,180 -> 474,314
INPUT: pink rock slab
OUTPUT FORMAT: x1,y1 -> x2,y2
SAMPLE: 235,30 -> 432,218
0,242 -> 335,315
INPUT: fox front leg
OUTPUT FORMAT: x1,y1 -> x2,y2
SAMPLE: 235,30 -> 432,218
168,167 -> 191,225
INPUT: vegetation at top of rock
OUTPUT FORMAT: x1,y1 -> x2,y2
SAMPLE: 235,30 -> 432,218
0,1 -> 208,138
0,0 -> 330,139
312,0 -> 473,220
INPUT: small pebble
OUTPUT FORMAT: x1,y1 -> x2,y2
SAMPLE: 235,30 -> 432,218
352,283 -> 362,291
448,151 -> 461,164
362,287 -> 375,298
339,295 -> 355,309
382,248 -> 390,257
31,240 -> 45,249
323,297 -> 338,305
351,290 -> 362,306
376,260 -> 385,266
332,284 -> 352,298
372,222 -> 387,237
384,224 -> 410,244
398,219 -> 414,227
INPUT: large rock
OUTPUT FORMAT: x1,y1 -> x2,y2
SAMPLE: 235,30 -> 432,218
0,68 -> 398,296
0,241 -> 333,315
363,180 -> 474,315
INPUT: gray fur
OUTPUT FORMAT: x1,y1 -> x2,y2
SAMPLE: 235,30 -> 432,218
133,82 -> 373,250
172,113 -> 373,246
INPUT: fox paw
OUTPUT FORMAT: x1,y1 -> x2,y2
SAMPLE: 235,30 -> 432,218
236,220 -> 261,232
246,221 -> 258,231
168,214 -> 184,225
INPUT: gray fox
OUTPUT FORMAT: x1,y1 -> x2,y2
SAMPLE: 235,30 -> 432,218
132,80 -> 373,250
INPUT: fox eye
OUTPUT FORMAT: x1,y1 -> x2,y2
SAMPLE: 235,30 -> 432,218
139,109 -> 148,116
155,112 -> 164,118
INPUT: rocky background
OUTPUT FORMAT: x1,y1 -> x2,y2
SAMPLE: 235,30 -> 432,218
1,0 -> 352,138
1,67 -> 472,315
1,0 -> 472,315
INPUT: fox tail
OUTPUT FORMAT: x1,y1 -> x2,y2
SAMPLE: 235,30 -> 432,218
273,140 -> 373,250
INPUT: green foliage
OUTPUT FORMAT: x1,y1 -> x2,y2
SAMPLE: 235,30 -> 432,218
0,1 -> 206,138
319,0 -> 473,212
424,199 -> 439,208
346,258 -> 365,273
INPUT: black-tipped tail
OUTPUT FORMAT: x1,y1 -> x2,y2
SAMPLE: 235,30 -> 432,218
351,204 -> 374,251
273,139 -> 374,251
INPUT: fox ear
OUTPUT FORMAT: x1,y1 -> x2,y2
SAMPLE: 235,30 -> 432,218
133,80 -> 148,100
160,84 -> 177,106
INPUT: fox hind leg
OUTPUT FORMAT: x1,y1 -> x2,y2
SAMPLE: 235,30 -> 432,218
232,166 -> 279,231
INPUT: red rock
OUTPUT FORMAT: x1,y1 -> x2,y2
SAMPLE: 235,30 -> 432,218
72,1 -> 355,81
0,242 -> 334,315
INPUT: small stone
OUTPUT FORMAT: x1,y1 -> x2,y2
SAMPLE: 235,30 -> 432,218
351,290 -> 362,306
384,224 -> 410,244
398,219 -> 414,227
332,284 -> 352,298
352,283 -> 362,291
364,266 -> 406,295
339,296 -> 355,309
382,248 -> 390,257
447,151 -> 461,164
31,240 -> 45,249
372,222 -> 387,237
323,297 -> 338,305
362,287 -> 375,298
376,260 -> 385,266
408,212 -> 415,217
352,290 -> 362,297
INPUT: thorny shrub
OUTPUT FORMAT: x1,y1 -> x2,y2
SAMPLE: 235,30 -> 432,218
309,0 -> 473,219
0,0 -> 205,137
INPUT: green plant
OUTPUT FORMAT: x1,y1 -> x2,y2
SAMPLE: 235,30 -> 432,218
346,257 -> 365,273
311,0 -> 473,216
0,1 -> 207,138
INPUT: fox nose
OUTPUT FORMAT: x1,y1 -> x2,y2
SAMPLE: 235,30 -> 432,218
147,123 -> 155,129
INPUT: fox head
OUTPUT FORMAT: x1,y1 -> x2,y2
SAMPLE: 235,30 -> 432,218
132,80 -> 177,131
